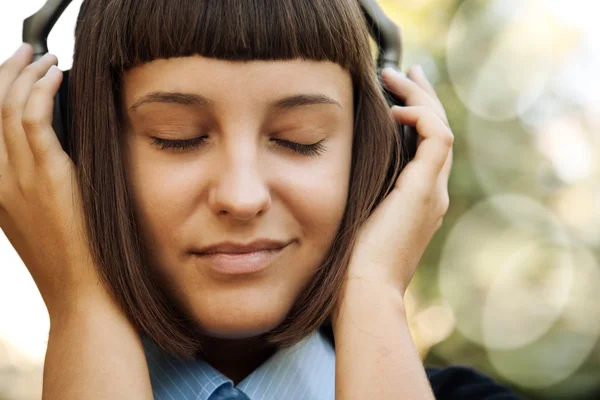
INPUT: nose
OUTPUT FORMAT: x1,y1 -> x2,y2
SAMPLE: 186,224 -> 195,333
208,143 -> 271,221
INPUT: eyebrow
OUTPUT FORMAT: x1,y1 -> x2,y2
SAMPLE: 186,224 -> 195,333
129,91 -> 343,112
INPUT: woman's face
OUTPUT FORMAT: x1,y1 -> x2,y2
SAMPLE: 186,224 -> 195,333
122,56 -> 354,339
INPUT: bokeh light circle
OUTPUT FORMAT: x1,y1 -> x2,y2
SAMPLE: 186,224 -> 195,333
446,0 -> 555,121
439,194 -> 571,348
486,245 -> 600,388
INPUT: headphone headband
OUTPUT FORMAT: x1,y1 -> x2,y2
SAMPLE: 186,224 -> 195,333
23,0 -> 402,69
23,0 -> 72,60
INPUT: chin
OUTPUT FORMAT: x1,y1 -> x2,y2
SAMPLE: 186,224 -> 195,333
189,303 -> 290,340
197,315 -> 284,339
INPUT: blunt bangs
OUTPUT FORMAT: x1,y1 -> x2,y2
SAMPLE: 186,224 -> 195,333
97,0 -> 364,73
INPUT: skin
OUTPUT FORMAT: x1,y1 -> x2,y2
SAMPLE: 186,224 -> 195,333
120,56 -> 355,382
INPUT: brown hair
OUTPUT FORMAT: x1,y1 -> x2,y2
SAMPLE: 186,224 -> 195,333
69,0 -> 404,358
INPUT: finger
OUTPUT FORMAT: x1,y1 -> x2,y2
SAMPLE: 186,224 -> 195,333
2,53 -> 58,172
382,67 -> 448,126
392,106 -> 453,182
23,66 -> 64,164
0,44 -> 34,103
0,43 -> 34,162
406,65 -> 441,105
405,66 -> 451,156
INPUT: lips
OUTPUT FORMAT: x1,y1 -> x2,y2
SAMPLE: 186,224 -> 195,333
193,239 -> 290,255
193,244 -> 290,275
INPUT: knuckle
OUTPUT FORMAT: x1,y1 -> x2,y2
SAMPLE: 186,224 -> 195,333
441,130 -> 454,148
22,108 -> 45,129
22,114 -> 44,130
1,100 -> 20,120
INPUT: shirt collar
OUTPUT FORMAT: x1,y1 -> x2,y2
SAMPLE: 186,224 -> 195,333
143,327 -> 336,400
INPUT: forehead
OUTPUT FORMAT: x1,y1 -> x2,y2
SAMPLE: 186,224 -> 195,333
122,56 -> 353,113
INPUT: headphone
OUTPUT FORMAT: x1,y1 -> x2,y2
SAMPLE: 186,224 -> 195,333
22,0 -> 417,163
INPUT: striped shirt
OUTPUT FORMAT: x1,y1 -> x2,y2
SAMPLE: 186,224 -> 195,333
142,328 -> 336,400
142,323 -> 524,400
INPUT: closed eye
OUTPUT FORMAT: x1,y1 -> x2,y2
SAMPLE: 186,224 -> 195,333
150,136 -> 327,157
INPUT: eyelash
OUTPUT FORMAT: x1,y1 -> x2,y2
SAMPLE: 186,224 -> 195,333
150,136 -> 327,157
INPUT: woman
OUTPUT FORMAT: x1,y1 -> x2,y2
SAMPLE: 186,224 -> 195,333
0,0 -> 521,398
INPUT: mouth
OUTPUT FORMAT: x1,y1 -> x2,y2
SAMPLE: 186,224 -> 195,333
193,243 -> 289,276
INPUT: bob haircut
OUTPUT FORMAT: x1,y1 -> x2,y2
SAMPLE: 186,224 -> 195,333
69,0 -> 405,358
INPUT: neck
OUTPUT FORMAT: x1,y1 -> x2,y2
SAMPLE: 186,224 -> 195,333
196,335 -> 278,385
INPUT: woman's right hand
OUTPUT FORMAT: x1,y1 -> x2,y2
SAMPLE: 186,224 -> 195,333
0,43 -> 103,318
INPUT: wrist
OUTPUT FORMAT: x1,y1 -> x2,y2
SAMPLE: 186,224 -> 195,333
332,278 -> 406,334
47,281 -> 123,328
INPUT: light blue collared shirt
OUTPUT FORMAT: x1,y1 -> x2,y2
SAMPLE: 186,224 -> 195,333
142,328 -> 336,400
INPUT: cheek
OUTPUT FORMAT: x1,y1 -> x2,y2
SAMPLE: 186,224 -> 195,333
128,165 -> 199,300
276,162 -> 351,245
294,180 -> 347,227
127,156 -> 199,253
285,144 -> 352,224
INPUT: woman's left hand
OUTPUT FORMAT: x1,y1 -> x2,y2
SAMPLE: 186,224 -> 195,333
342,65 -> 454,299
331,66 -> 453,400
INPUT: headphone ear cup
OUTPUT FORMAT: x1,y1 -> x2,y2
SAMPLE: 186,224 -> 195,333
378,68 -> 418,165
398,120 -> 417,165
53,68 -> 71,160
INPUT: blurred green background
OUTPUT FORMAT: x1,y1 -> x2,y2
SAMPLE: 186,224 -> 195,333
376,1 -> 600,399
1,0 -> 599,399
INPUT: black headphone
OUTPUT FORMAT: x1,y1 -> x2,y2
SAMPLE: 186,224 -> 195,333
22,0 -> 417,163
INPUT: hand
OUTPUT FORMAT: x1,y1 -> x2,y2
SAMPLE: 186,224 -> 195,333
0,44 -> 102,316
340,65 -> 453,300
